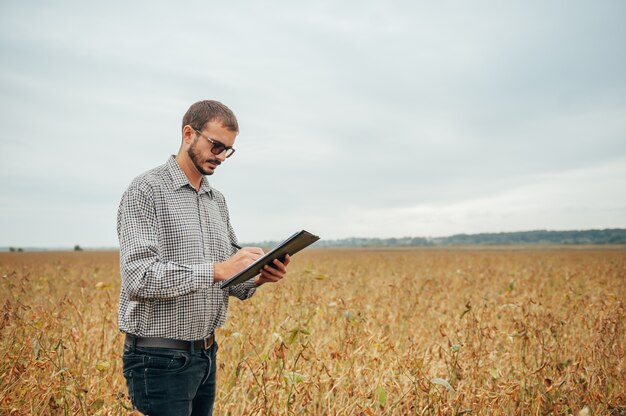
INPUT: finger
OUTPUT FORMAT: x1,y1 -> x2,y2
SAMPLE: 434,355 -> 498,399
243,247 -> 265,256
283,254 -> 291,266
268,259 -> 286,273
260,269 -> 282,282
240,248 -> 263,260
263,263 -> 283,277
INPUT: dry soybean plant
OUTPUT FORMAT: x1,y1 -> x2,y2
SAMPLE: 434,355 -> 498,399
1,248 -> 625,415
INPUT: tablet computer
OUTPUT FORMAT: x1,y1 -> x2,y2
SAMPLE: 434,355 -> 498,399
219,230 -> 320,289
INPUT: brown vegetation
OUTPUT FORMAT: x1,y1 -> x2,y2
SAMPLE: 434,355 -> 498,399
1,248 -> 625,415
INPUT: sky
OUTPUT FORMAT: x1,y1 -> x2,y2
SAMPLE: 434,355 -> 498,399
1,0 -> 625,247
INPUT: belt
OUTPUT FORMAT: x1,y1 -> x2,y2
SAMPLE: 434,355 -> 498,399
124,333 -> 215,350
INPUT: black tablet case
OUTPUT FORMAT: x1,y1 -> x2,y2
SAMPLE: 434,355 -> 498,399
219,230 -> 320,289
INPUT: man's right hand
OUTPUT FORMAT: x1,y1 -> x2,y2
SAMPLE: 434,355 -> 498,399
213,247 -> 265,282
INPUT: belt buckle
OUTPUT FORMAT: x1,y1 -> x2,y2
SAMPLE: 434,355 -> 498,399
203,335 -> 212,349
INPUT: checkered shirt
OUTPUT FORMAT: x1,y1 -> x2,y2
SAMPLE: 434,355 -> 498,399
117,156 -> 257,341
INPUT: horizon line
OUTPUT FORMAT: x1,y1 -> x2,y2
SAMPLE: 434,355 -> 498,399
2,227 -> 624,251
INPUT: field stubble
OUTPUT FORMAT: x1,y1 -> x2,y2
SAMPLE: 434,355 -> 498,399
0,248 -> 624,415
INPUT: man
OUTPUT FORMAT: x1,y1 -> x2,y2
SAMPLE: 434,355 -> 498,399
117,100 -> 289,415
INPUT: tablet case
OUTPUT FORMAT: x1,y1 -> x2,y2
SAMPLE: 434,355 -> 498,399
219,230 -> 320,289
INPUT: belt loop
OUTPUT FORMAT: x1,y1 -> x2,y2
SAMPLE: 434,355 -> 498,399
190,340 -> 195,353
126,333 -> 137,352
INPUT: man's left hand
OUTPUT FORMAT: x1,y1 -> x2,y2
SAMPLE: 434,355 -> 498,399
255,255 -> 290,285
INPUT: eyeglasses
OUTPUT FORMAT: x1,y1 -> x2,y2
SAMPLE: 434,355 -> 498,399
194,129 -> 236,158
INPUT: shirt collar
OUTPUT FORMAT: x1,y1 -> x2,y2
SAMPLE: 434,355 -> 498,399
166,156 -> 214,197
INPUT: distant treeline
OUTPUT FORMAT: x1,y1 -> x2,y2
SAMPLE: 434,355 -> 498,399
5,229 -> 624,252
254,229 -> 626,248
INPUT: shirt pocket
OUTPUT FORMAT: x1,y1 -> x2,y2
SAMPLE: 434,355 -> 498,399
159,194 -> 204,261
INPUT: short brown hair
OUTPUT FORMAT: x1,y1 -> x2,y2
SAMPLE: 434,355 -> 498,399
181,100 -> 239,133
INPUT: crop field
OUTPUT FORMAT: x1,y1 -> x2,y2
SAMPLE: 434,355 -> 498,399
1,248 -> 625,415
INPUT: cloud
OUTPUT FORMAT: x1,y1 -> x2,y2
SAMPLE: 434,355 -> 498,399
322,158 -> 626,239
1,1 -> 625,246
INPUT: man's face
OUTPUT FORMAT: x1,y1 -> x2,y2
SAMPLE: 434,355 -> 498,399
187,120 -> 237,176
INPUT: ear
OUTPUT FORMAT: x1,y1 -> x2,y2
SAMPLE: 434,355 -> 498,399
182,125 -> 196,145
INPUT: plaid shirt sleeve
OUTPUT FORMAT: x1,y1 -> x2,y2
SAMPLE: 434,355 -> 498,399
117,185 -> 214,301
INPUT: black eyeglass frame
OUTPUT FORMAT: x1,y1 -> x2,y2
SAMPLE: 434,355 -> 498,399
194,129 -> 236,158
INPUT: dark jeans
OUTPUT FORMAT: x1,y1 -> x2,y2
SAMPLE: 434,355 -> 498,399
122,341 -> 218,416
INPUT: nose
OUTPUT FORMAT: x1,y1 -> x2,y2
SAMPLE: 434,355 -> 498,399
215,150 -> 227,162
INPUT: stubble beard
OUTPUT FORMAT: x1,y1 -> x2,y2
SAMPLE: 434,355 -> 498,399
188,138 -> 220,176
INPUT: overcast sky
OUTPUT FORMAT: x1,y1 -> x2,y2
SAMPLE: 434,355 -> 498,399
1,1 -> 625,247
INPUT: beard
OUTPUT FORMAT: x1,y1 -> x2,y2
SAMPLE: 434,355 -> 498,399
187,137 -> 221,175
